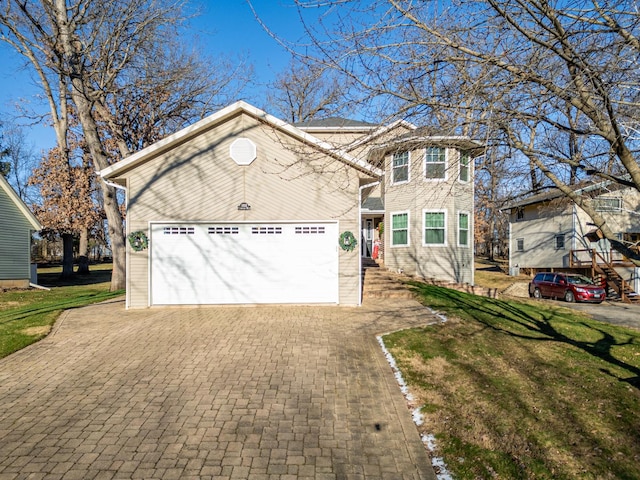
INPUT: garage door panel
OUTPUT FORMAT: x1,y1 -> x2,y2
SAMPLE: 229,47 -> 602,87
151,222 -> 338,305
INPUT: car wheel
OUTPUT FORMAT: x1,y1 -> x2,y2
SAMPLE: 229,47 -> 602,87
533,288 -> 542,299
564,290 -> 575,303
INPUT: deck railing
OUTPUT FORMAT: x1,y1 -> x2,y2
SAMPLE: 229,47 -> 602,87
569,249 -> 631,268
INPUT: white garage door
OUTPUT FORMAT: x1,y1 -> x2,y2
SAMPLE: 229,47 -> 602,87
150,222 -> 339,305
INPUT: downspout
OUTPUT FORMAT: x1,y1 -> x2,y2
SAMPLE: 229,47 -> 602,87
100,177 -> 127,191
99,174 -> 129,307
508,221 -> 512,273
359,180 -> 381,306
572,204 -> 577,264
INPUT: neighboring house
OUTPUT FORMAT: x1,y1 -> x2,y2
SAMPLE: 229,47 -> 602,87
100,101 -> 483,308
0,174 -> 42,288
505,183 -> 640,299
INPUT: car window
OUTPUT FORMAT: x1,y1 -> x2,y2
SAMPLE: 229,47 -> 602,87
566,275 -> 594,285
542,273 -> 555,282
533,273 -> 545,282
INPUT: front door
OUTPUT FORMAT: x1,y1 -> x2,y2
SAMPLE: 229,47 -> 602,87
362,219 -> 373,257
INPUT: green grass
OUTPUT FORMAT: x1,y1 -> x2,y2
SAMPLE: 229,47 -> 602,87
384,282 -> 640,480
0,264 -> 123,359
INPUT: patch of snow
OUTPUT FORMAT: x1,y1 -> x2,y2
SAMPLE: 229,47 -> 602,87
377,333 -> 454,480
412,408 -> 423,426
425,306 -> 448,323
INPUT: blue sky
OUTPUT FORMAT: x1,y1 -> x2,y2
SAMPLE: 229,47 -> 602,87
0,0 -> 306,155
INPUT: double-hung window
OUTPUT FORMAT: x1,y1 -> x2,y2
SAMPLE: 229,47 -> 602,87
391,212 -> 409,246
459,151 -> 470,182
424,211 -> 446,245
425,147 -> 446,180
458,212 -> 470,247
392,151 -> 409,184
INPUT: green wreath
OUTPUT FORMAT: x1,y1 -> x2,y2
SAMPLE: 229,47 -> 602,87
128,230 -> 149,251
339,231 -> 358,252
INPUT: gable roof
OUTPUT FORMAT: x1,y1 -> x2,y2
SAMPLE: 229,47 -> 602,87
294,117 -> 377,130
0,174 -> 41,230
503,180 -> 624,210
100,101 -> 382,182
344,119 -> 417,153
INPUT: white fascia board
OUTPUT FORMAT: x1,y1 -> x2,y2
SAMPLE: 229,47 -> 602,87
100,100 -> 382,180
100,101 -> 252,179
0,174 -> 41,230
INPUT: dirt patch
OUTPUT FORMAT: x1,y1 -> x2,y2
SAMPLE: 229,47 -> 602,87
20,326 -> 52,337
0,301 -> 25,310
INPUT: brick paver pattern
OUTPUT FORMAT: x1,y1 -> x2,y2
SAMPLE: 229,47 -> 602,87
0,298 -> 438,479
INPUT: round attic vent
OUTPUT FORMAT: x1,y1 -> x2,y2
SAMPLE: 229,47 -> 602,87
230,137 -> 257,166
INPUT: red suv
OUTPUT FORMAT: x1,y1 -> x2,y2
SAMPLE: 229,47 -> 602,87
529,272 -> 606,303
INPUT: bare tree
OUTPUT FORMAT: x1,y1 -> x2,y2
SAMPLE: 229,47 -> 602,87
281,0 -> 640,263
0,0 -> 248,290
267,59 -> 349,123
0,123 -> 39,202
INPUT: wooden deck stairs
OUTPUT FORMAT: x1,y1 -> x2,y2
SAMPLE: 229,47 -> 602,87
593,253 -> 639,304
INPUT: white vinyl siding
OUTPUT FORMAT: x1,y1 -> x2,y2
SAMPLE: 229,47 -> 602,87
391,212 -> 409,246
424,147 -> 446,180
424,210 -> 447,246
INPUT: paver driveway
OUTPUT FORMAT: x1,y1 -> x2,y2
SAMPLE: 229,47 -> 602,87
0,298 -> 438,479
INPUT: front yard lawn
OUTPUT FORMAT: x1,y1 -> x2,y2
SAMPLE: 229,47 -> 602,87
384,282 -> 640,479
0,264 -> 123,359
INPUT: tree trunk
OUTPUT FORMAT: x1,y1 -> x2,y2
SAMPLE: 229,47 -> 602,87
76,227 -> 90,275
61,233 -> 74,278
54,0 -> 125,291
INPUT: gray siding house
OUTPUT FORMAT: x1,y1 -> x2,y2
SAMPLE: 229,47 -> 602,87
506,184 -> 640,298
101,101 -> 483,308
0,174 -> 41,288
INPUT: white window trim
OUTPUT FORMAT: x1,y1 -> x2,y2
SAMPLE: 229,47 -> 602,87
457,211 -> 471,248
516,237 -> 524,252
390,211 -> 410,247
423,147 -> 448,182
423,209 -> 448,247
458,151 -> 471,183
593,197 -> 622,212
554,234 -> 565,250
391,151 -> 410,185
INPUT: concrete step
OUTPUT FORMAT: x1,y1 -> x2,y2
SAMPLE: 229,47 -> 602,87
362,266 -> 415,300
